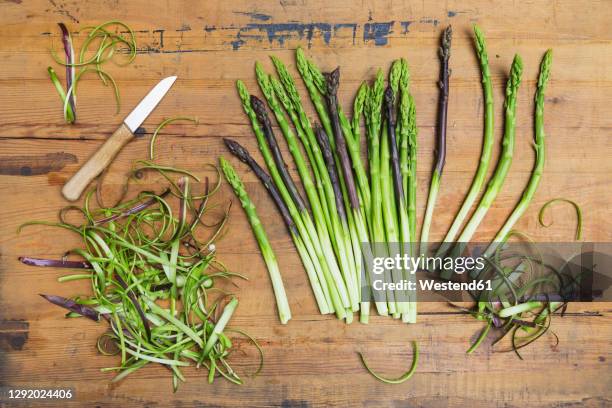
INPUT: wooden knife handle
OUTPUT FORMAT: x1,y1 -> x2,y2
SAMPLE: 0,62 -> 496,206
62,123 -> 134,201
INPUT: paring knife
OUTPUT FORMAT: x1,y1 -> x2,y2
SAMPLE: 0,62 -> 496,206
62,76 -> 178,201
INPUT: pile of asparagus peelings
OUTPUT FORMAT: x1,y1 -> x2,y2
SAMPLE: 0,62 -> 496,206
222,25 -> 553,325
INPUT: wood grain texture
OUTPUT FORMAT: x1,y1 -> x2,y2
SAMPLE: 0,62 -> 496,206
0,0 -> 610,406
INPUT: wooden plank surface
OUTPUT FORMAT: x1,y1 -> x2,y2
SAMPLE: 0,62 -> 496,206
0,0 -> 610,406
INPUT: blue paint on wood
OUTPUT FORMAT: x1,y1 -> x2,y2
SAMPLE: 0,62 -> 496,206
363,21 -> 394,46
400,21 -> 412,34
156,18 -> 420,52
243,22 -> 334,47
231,39 -> 246,50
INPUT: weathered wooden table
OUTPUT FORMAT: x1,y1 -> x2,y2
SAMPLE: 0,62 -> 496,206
1,1 -> 610,406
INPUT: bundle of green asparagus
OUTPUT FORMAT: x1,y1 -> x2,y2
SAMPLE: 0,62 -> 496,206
224,25 -> 553,326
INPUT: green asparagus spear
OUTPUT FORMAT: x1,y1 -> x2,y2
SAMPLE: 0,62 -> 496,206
220,157 -> 291,324
482,50 -> 552,258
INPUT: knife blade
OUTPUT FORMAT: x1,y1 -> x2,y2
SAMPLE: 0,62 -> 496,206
62,76 -> 177,201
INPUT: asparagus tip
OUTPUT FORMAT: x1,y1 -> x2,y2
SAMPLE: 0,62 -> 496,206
384,85 -> 394,106
440,26 -> 452,61
325,67 -> 340,95
510,54 -> 523,84
223,138 -> 250,165
473,25 -> 486,49
249,95 -> 268,124
536,49 -> 553,91
295,46 -> 305,60
313,123 -> 328,140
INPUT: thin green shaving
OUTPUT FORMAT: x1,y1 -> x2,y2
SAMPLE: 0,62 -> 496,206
150,116 -> 199,160
20,145 -> 260,390
358,341 -> 419,384
538,198 -> 582,241
48,20 -> 137,123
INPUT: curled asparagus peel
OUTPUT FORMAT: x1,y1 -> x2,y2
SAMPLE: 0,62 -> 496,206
20,257 -> 92,269
358,341 -> 419,384
483,49 -> 552,258
47,66 -> 75,123
203,297 -> 238,356
538,198 -> 582,241
437,25 -> 494,257
40,293 -> 102,322
58,22 -> 76,119
220,157 -> 291,324
49,21 -> 137,123
24,161 -> 254,387
421,25 -> 452,256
